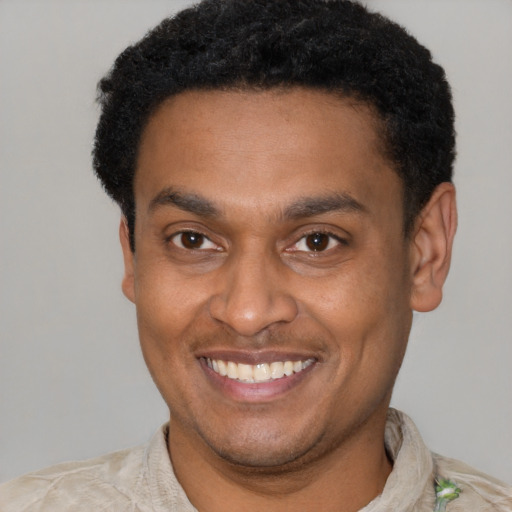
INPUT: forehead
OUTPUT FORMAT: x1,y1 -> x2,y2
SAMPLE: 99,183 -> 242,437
135,88 -> 400,219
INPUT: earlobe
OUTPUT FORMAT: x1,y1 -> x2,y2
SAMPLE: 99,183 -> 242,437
119,218 -> 136,303
410,183 -> 457,312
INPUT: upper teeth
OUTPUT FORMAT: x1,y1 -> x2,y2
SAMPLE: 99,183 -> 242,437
205,358 -> 314,383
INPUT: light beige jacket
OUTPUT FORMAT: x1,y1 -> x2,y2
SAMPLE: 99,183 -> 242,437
1,409 -> 510,511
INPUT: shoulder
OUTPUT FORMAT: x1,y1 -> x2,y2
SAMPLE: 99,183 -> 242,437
433,452 -> 512,512
0,444 -> 148,511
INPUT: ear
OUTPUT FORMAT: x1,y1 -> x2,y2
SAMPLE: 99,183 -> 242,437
119,217 -> 136,303
410,182 -> 457,312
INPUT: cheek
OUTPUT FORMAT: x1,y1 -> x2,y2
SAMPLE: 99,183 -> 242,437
303,247 -> 412,361
133,269 -> 209,407
308,260 -> 408,324
134,261 -> 209,356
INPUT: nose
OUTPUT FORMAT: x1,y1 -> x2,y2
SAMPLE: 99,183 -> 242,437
208,252 -> 298,337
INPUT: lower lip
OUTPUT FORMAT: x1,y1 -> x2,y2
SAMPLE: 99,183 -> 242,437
199,358 -> 316,402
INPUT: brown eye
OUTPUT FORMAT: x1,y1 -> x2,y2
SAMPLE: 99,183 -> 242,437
289,232 -> 344,253
305,233 -> 330,251
170,231 -> 219,251
180,232 -> 204,249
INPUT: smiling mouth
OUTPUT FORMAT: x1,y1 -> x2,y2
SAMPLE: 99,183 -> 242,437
202,357 -> 315,383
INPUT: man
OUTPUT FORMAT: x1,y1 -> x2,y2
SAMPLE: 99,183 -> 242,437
1,0 -> 510,510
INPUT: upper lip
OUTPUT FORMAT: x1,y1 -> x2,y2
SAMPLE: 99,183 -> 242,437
196,350 -> 319,365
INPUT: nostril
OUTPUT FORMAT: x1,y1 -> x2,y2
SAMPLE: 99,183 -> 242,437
208,291 -> 298,337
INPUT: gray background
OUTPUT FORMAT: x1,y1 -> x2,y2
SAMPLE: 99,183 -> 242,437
1,0 -> 511,484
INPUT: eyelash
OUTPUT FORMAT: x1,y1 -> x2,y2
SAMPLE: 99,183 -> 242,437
288,231 -> 348,253
168,230 -> 220,251
167,229 -> 347,253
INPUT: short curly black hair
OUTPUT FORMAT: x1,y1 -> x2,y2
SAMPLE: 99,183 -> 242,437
93,0 -> 455,250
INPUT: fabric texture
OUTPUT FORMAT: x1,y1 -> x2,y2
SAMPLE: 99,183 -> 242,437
1,409 -> 510,511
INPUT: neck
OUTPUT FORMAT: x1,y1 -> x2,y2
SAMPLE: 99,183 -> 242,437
168,411 -> 393,512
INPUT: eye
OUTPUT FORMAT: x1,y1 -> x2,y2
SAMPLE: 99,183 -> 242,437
291,232 -> 344,253
170,231 -> 219,251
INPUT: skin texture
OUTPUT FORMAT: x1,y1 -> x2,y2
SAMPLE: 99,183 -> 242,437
120,89 -> 457,512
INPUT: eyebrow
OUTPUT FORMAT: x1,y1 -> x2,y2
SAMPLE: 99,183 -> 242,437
148,187 -> 365,220
148,187 -> 219,217
283,193 -> 365,220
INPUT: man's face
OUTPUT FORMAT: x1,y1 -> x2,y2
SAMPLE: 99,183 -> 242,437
123,89 -> 414,468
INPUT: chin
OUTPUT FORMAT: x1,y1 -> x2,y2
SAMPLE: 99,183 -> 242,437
196,420 -> 327,470
210,442 -> 315,471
